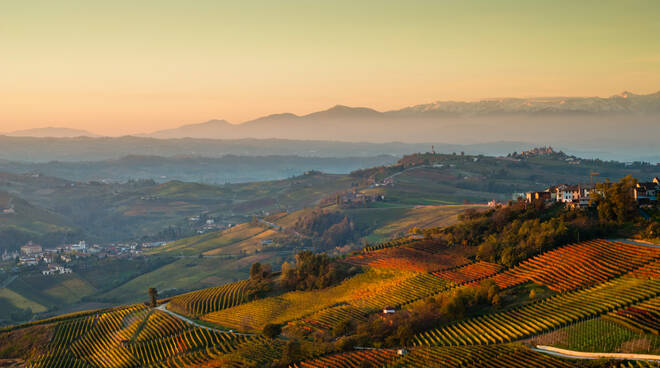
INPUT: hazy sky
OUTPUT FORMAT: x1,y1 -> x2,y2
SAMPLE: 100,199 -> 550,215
2,0 -> 659,136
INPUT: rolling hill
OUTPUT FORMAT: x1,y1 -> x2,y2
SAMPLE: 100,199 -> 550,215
5,127 -> 98,138
0,168 -> 659,366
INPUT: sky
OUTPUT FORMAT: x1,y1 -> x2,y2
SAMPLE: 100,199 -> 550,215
1,0 -> 660,136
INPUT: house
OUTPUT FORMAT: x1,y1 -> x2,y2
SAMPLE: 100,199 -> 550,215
397,349 -> 409,356
525,191 -> 553,203
554,184 -> 595,208
20,242 -> 43,256
555,185 -> 580,203
19,257 -> 38,266
41,265 -> 72,276
382,306 -> 396,314
1,251 -> 19,262
634,178 -> 659,205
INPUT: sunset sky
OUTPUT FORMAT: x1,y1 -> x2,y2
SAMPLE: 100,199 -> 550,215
2,0 -> 659,136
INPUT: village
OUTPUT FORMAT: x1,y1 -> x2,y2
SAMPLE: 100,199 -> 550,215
523,177 -> 659,208
0,239 -> 171,277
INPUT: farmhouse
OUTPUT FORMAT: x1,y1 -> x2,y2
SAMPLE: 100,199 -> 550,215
524,184 -> 599,208
382,306 -> 396,314
634,177 -> 659,205
41,265 -> 73,276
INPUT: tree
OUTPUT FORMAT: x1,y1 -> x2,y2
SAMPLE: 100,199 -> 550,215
148,287 -> 158,307
262,323 -> 281,338
250,262 -> 271,281
592,175 -> 638,224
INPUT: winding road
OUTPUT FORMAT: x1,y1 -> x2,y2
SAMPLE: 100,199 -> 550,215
533,345 -> 660,362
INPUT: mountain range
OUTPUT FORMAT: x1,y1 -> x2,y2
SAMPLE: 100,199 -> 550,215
3,91 -> 659,162
136,91 -> 660,162
5,91 -> 659,140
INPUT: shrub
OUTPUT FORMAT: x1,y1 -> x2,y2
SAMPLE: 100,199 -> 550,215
262,323 -> 282,339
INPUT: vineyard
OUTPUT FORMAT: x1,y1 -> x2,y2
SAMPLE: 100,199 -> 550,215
506,240 -> 660,292
7,236 -> 660,367
433,261 -> 502,285
291,349 -> 398,368
382,344 -> 577,368
201,268 -> 456,332
167,280 -> 251,317
414,276 -> 660,347
604,296 -> 660,335
465,239 -> 660,292
530,317 -> 660,354
629,259 -> 660,279
345,246 -> 470,272
362,237 -> 417,252
24,303 -> 269,368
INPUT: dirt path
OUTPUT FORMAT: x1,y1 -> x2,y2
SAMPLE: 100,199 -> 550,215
533,345 -> 660,362
157,303 -> 256,336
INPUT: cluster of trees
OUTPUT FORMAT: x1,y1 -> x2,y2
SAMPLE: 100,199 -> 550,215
424,197 -> 611,267
591,175 -> 639,224
293,210 -> 357,248
281,251 -> 357,291
246,262 -> 273,300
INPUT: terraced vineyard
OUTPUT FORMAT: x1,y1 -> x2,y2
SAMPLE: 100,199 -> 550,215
25,303 -> 265,368
433,261 -> 502,284
345,246 -> 470,272
629,259 -> 660,279
167,279 -> 251,317
363,237 -> 417,252
467,271 -> 528,290
382,344 -> 577,368
299,304 -> 369,331
469,239 -> 660,292
291,349 -> 398,368
414,276 -> 660,346
350,272 -> 452,309
604,296 -> 660,335
134,310 -> 190,341
530,317 -> 660,354
202,269 -> 454,332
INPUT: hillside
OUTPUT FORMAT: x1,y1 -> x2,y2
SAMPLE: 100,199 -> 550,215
0,192 -> 78,251
0,154 -> 658,342
1,190 -> 659,367
0,171 -> 359,243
